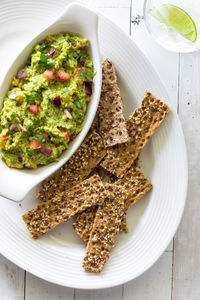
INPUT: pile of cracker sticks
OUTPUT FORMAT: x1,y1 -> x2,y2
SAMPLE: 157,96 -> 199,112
23,58 -> 170,273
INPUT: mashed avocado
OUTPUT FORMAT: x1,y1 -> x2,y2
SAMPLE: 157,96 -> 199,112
0,33 -> 94,168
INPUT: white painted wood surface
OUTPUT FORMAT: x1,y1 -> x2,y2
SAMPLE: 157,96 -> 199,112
172,53 -> 200,300
0,0 -> 199,299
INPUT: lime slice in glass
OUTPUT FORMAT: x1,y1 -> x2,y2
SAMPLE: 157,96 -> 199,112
148,4 -> 197,43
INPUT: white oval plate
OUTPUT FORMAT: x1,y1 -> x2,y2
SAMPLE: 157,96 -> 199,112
0,0 -> 187,289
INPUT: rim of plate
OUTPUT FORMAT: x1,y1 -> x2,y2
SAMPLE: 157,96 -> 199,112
0,2 -> 188,289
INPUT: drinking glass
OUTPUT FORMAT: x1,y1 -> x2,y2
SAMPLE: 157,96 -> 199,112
144,0 -> 200,52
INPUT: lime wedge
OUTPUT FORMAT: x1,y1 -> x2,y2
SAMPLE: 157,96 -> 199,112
148,4 -> 197,43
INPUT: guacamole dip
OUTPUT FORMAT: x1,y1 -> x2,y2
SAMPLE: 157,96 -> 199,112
0,33 -> 94,168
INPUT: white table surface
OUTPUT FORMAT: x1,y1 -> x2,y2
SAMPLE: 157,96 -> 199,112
0,0 -> 199,299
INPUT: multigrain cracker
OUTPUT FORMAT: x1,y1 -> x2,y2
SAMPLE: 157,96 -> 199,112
74,165 -> 152,240
73,205 -> 128,242
105,156 -> 140,184
116,166 -> 152,211
97,59 -> 129,147
73,158 -> 142,242
105,172 -> 118,184
23,175 -> 106,239
90,114 -> 99,132
88,166 -> 105,180
101,90 -> 170,177
82,184 -> 128,272
116,166 -> 152,232
101,58 -> 117,92
73,206 -> 98,243
37,131 -> 106,202
120,214 -> 129,232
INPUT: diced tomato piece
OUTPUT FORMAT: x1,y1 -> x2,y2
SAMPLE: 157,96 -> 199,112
72,41 -> 77,47
43,133 -> 48,138
46,35 -> 53,43
0,135 -> 9,149
28,104 -> 38,115
44,69 -> 70,81
56,70 -> 70,81
44,69 -> 56,80
59,132 -> 70,142
29,139 -> 43,150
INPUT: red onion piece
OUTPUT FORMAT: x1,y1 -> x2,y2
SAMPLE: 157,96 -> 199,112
80,59 -> 86,67
18,71 -> 27,78
18,157 -> 24,164
46,48 -> 56,57
10,124 -> 16,131
40,147 -> 53,155
64,108 -> 73,119
9,93 -> 16,100
84,82 -> 92,95
53,96 -> 61,107
19,124 -> 24,132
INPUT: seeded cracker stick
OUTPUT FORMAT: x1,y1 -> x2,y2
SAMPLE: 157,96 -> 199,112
73,157 -> 140,242
82,184 -> 128,273
73,206 -> 98,243
116,166 -> 152,232
88,166 -> 105,180
101,91 -> 170,178
90,114 -> 99,132
37,131 -> 106,202
97,58 -> 129,147
73,164 -> 152,242
106,156 -> 140,184
117,167 -> 152,211
23,175 -> 106,239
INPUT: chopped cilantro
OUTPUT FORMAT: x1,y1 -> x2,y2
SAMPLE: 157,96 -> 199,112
32,91 -> 40,97
73,50 -> 85,61
40,54 -> 55,68
11,112 -> 16,117
29,136 -> 34,142
74,100 -> 83,109
26,96 -> 35,105
46,58 -> 55,69
29,134 -> 45,143
65,54 -> 69,61
26,125 -> 36,131
73,50 -> 81,59
35,134 -> 45,142
27,148 -> 35,156
40,41 -> 49,51
84,73 -> 92,80
78,69 -> 85,79
78,69 -> 92,81
63,87 -> 69,93
40,53 -> 48,63
67,38 -> 75,45
26,91 -> 41,105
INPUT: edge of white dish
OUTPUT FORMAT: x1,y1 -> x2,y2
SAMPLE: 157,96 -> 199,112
0,2 -> 102,202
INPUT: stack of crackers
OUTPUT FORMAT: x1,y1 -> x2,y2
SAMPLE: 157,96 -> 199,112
22,58 -> 170,273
